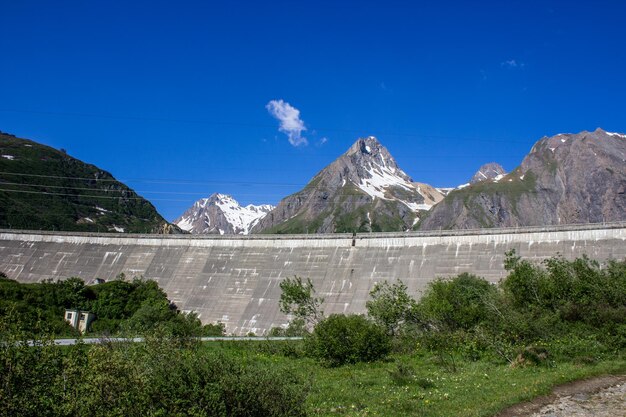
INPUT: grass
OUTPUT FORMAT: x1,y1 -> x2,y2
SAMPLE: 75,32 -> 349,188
203,340 -> 626,417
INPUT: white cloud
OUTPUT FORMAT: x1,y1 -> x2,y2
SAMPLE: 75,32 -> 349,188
501,59 -> 524,69
266,99 -> 307,146
502,59 -> 517,68
317,137 -> 328,146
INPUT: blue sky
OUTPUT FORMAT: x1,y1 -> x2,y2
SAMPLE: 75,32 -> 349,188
1,0 -> 625,221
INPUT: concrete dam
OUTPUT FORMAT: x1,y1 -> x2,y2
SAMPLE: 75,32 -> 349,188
1,223 -> 625,335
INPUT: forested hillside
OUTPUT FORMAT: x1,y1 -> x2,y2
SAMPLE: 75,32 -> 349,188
0,131 -> 178,233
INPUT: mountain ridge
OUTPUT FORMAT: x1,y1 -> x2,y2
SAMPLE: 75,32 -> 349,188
418,128 -> 626,230
174,193 -> 274,234
251,136 -> 444,233
0,131 -> 181,234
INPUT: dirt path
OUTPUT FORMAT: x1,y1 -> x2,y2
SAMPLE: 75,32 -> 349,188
495,375 -> 626,417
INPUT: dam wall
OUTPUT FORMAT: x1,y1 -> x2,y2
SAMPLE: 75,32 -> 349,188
1,223 -> 625,335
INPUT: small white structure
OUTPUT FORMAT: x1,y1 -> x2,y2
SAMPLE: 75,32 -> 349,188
64,309 -> 95,333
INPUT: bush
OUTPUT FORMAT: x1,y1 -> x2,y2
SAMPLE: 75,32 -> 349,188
497,252 -> 626,347
0,319 -> 309,417
306,314 -> 391,367
366,280 -> 418,335
219,362 -> 308,416
418,273 -> 496,331
268,318 -> 307,337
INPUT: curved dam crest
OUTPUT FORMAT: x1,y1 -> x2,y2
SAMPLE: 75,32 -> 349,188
1,223 -> 625,335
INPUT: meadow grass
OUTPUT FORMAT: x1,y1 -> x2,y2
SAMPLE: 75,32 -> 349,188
204,340 -> 626,417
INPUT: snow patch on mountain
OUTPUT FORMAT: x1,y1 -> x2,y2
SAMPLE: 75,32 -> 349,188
175,193 -> 274,235
251,136 -> 448,234
215,194 -> 274,234
357,165 -> 412,200
606,131 -> 626,139
436,187 -> 454,196
349,138 -> 440,212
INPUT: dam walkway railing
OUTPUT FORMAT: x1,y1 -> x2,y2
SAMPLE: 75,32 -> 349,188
1,220 -> 625,241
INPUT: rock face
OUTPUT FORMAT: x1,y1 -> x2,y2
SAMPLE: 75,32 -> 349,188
175,193 -> 273,235
252,136 -> 444,233
419,129 -> 626,230
0,131 -> 180,234
470,162 -> 507,184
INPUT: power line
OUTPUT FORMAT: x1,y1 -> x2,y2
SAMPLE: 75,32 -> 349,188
0,107 -> 531,144
0,167 -> 508,188
0,180 -> 293,196
0,171 -> 305,187
0,188 -> 192,202
0,183 -> 457,201
0,188 -> 450,219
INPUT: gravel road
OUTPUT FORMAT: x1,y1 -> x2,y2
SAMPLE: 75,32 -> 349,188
529,381 -> 625,417
496,375 -> 626,417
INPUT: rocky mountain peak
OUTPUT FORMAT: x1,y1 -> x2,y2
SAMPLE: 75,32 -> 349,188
470,162 -> 507,184
340,136 -> 415,187
347,136 -> 384,157
418,128 -> 626,230
175,193 -> 274,235
251,136 -> 444,234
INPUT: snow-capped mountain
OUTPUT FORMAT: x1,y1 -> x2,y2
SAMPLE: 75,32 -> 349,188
175,193 -> 274,235
252,136 -> 445,233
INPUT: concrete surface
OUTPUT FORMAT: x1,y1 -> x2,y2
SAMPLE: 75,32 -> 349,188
28,337 -> 302,346
1,222 -> 625,335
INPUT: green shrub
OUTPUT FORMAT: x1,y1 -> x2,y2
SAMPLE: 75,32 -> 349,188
418,273 -> 496,331
306,314 -> 391,367
0,324 -> 309,417
252,340 -> 305,359
219,363 -> 308,417
366,280 -> 418,335
268,318 -> 308,337
497,252 -> 626,348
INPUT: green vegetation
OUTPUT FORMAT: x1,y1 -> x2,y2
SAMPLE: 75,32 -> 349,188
424,170 -> 539,228
454,170 -> 537,201
285,252 -> 624,413
0,330 -> 307,417
334,198 -> 412,233
0,132 -> 168,233
0,273 -> 224,337
306,314 -> 391,367
261,209 -> 330,235
1,253 -> 625,416
333,204 -> 372,233
418,272 -> 496,331
260,183 -> 416,234
366,280 -> 417,335
278,276 -> 325,330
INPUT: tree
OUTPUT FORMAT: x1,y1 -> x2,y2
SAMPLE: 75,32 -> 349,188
366,280 -> 417,335
278,276 -> 324,329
